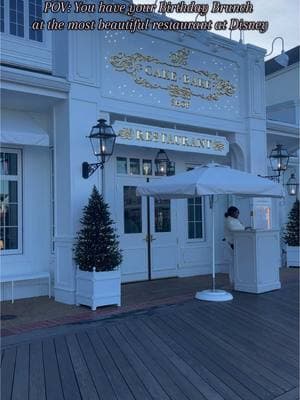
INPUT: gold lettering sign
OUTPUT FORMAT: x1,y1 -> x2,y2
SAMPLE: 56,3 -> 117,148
110,48 -> 236,109
118,127 -> 225,152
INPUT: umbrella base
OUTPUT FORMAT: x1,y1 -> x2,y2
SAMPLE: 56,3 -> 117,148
195,289 -> 233,302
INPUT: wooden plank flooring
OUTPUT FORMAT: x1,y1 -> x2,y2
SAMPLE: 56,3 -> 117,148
1,277 -> 299,400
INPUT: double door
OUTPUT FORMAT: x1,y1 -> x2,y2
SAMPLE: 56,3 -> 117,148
116,177 -> 178,282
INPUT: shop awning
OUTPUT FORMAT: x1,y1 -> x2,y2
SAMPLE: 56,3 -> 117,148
1,110 -> 49,146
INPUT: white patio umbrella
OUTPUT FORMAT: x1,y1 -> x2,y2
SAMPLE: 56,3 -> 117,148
137,163 -> 284,302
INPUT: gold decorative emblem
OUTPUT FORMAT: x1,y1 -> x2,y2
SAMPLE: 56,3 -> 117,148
168,84 -> 192,100
169,48 -> 189,66
212,142 -> 225,151
109,48 -> 236,108
118,127 -> 133,139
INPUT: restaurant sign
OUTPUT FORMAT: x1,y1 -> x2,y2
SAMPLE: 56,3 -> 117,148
114,121 -> 229,156
110,48 -> 236,109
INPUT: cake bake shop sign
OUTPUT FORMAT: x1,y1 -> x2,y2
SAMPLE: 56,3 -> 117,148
114,121 -> 229,156
110,48 -> 236,109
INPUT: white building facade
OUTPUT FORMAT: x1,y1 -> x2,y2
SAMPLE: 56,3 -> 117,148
1,2 -> 298,303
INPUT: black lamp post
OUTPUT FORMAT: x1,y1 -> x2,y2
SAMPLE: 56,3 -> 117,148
286,173 -> 298,196
82,118 -> 117,179
154,149 -> 175,176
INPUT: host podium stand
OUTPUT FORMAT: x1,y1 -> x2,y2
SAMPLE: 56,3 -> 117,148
233,229 -> 281,293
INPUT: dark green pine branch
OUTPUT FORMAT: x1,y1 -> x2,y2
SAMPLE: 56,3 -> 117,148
74,185 -> 122,271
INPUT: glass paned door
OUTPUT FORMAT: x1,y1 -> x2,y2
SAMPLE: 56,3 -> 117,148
116,177 -> 148,282
116,176 -> 178,282
124,186 -> 142,234
150,195 -> 178,279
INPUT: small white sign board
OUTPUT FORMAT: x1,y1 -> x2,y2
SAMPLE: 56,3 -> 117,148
114,121 -> 229,156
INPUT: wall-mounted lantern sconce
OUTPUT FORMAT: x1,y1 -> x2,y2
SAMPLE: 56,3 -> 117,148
82,118 -> 117,179
286,173 -> 298,196
269,144 -> 289,178
154,149 -> 175,176
266,37 -> 289,67
259,144 -> 290,183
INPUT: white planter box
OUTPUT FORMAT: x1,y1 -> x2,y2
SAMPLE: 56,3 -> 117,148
286,246 -> 300,267
76,268 -> 121,310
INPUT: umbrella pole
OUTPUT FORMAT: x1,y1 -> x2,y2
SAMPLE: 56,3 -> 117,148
211,195 -> 215,291
195,194 -> 233,302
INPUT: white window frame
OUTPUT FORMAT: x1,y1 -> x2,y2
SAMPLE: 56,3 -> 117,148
2,0 -> 43,41
187,196 -> 205,242
0,148 -> 23,255
0,1 -> 52,72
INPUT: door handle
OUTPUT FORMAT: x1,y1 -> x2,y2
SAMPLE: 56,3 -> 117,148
143,234 -> 156,242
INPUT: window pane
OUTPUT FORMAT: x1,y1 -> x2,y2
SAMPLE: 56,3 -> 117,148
6,204 -> 18,226
124,186 -> 142,234
117,157 -> 127,174
17,24 -> 24,36
0,153 -> 17,175
0,0 -> 4,32
195,204 -> 202,221
29,28 -> 35,40
9,0 -> 24,37
10,23 -> 16,34
0,203 -> 7,226
5,227 -> 18,250
195,197 -> 202,205
36,5 -> 42,15
155,199 -> 171,232
0,181 -> 17,203
142,159 -> 152,176
28,0 -> 43,42
188,222 -> 194,239
17,11 -> 22,23
195,222 -> 202,238
188,198 -> 195,206
9,10 -> 15,22
188,205 -> 194,221
129,158 -> 140,175
187,196 -> 203,239
9,181 -> 18,202
36,30 -> 42,42
0,228 -> 4,250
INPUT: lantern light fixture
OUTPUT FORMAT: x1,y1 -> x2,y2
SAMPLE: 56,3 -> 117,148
154,149 -> 175,176
286,173 -> 298,196
82,118 -> 117,179
269,144 -> 290,177
259,144 -> 290,183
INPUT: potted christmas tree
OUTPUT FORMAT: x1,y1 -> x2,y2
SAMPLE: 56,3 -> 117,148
284,199 -> 299,268
74,186 -> 122,310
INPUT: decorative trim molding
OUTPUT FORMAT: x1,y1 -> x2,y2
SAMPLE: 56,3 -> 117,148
1,66 -> 70,95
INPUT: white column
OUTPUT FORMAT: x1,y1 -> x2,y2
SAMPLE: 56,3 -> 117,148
53,99 -> 76,304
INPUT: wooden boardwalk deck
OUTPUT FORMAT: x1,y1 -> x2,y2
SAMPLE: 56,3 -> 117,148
1,278 -> 299,400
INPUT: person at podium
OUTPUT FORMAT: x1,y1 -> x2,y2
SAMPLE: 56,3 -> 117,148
224,206 -> 245,284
